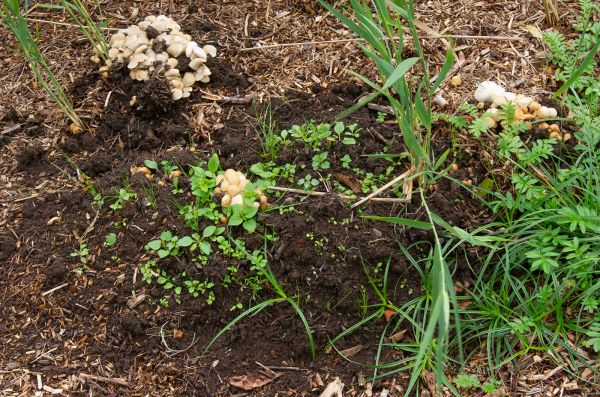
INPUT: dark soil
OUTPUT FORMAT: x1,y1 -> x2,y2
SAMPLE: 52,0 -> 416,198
4,55 -> 492,397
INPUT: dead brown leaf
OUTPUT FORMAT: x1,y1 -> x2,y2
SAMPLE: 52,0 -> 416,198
339,344 -> 363,358
229,369 -> 282,391
420,370 -> 437,397
333,173 -> 361,193
384,308 -> 397,322
389,329 -> 407,343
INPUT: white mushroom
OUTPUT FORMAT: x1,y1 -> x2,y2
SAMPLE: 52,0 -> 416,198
185,41 -> 199,58
130,69 -> 149,81
164,68 -> 180,78
182,72 -> 196,87
189,58 -> 205,70
166,58 -> 178,68
231,194 -> 244,206
172,88 -> 183,100
128,53 -> 146,69
474,81 -> 506,103
203,44 -> 217,58
167,42 -> 185,57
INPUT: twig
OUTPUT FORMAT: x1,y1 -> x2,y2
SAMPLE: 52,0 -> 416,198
351,168 -> 414,208
159,322 -> 198,356
367,103 -> 394,115
78,373 -> 129,387
267,186 -> 409,204
1,124 -> 21,135
41,282 -> 68,297
25,17 -> 121,31
240,34 -> 522,51
29,347 -> 58,364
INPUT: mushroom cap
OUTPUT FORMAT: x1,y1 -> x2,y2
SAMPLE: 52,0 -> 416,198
164,68 -> 180,78
484,117 -> 497,129
227,184 -> 241,196
130,69 -> 149,81
200,75 -> 210,83
486,108 -> 501,122
474,81 -> 506,103
167,42 -> 185,57
182,72 -> 196,87
221,194 -> 232,208
231,194 -> 244,206
170,79 -> 184,90
185,41 -> 199,58
108,48 -> 120,59
189,58 -> 205,70
221,180 -> 230,192
171,88 -> 183,100
166,58 -> 179,68
203,44 -> 217,58
224,169 -> 237,183
128,53 -> 146,69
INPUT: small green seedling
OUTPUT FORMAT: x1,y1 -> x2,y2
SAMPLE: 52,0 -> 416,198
333,122 -> 361,145
312,152 -> 330,171
298,174 -> 320,190
145,231 -> 193,259
104,233 -> 117,247
110,188 -> 136,210
70,243 -> 90,265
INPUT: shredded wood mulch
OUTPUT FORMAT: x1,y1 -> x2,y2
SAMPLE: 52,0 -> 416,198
0,1 -> 597,396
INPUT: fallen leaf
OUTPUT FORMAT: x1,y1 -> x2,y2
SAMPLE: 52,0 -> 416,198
420,370 -> 437,396
339,344 -> 363,358
333,173 -> 361,194
229,369 -> 282,391
384,308 -> 397,322
319,377 -> 344,397
173,329 -> 184,339
389,329 -> 407,343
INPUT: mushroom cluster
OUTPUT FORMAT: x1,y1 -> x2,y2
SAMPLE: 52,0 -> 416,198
215,169 -> 268,210
93,15 -> 217,101
474,81 -> 559,131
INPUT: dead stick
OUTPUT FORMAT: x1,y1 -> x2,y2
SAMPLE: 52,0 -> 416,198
79,373 -> 129,387
240,34 -> 522,51
351,168 -> 414,208
41,282 -> 68,297
267,186 -> 409,204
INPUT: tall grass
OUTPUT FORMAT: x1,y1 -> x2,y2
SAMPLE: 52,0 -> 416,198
319,0 -> 454,183
43,0 -> 109,61
1,0 -> 82,127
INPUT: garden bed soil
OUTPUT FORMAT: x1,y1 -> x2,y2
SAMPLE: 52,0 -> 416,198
1,1 -> 595,396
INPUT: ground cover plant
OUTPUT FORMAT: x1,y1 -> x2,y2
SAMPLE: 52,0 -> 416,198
0,0 -> 598,396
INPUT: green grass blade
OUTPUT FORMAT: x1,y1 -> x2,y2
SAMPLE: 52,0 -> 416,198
362,215 -> 433,230
287,298 -> 316,359
202,298 -> 285,356
554,37 -> 600,97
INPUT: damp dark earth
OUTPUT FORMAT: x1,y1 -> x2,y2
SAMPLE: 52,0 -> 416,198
0,1 -> 598,396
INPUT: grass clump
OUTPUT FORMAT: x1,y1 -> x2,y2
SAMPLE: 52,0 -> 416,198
1,0 -> 82,127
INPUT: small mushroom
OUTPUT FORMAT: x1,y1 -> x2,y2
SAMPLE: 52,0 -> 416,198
172,88 -> 183,101
167,42 -> 185,57
189,58 -> 205,70
221,194 -> 232,208
182,72 -> 196,87
203,44 -> 217,58
231,194 -> 244,206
